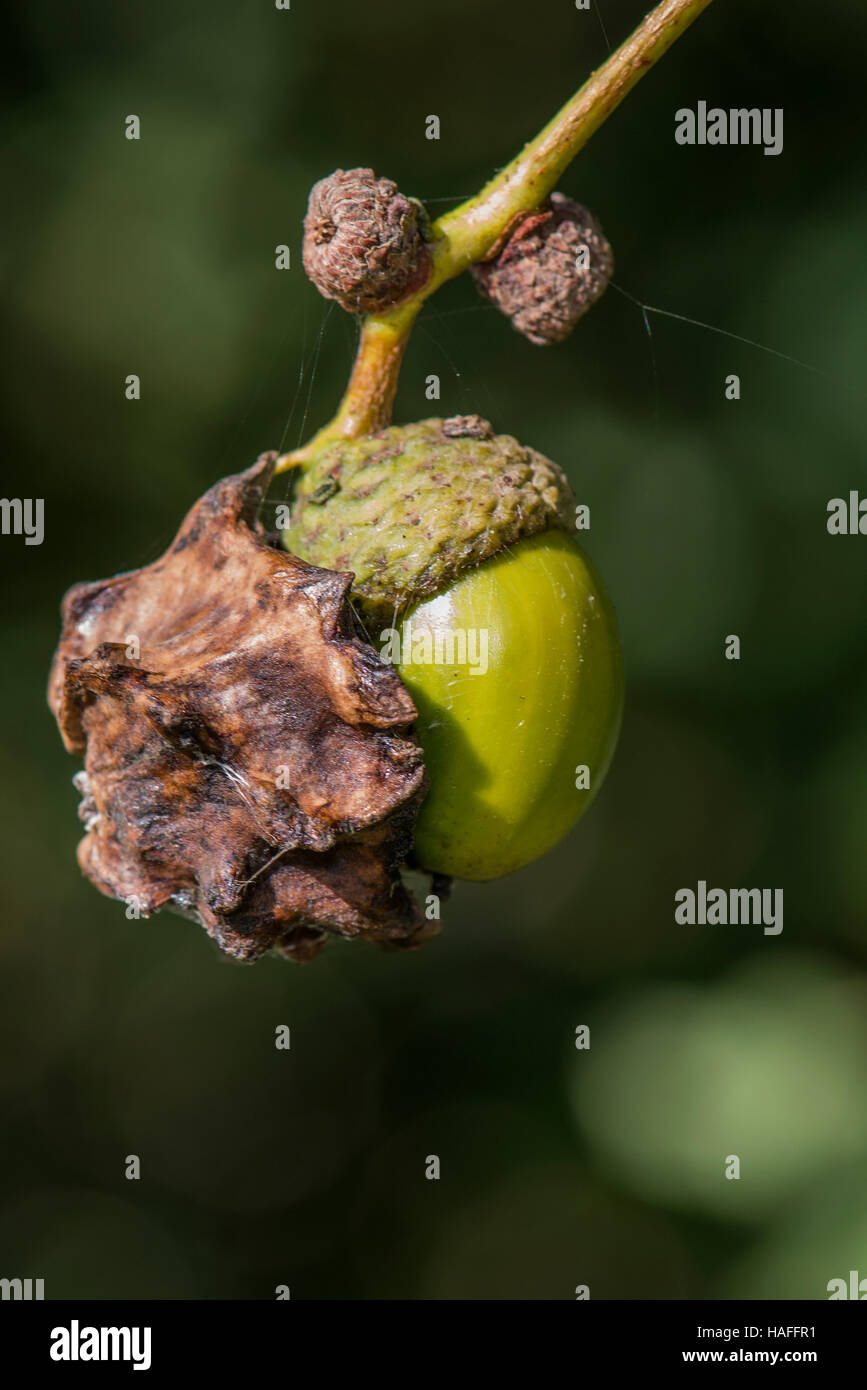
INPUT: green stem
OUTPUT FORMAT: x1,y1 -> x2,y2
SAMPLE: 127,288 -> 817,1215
276,0 -> 714,473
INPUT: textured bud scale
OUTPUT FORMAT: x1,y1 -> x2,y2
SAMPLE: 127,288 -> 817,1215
283,416 -> 575,626
303,167 -> 431,314
471,193 -> 613,345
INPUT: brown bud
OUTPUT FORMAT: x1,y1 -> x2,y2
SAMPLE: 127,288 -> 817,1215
471,193 -> 614,346
302,167 -> 431,315
48,454 -> 431,964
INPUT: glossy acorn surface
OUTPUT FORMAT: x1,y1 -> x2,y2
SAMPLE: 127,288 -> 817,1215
394,527 -> 623,881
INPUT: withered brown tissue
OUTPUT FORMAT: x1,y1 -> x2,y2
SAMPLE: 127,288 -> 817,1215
47,453 -> 431,963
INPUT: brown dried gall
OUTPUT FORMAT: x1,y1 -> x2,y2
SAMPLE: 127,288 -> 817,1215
48,454 -> 431,964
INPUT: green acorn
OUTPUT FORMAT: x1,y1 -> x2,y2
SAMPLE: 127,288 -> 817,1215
283,415 -> 623,881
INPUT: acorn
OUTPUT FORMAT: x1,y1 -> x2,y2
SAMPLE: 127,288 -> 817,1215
283,415 -> 623,881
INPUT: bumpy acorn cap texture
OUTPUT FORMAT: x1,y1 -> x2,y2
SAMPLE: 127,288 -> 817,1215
303,167 -> 431,315
284,415 -> 576,628
471,193 -> 613,346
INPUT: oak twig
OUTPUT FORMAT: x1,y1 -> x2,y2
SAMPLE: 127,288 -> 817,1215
276,0 -> 714,473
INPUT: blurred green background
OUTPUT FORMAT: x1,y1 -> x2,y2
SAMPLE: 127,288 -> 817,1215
2,0 -> 867,1300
